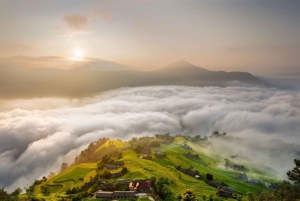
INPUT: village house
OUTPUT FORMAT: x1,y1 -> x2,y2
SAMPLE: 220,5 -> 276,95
140,155 -> 152,160
105,164 -> 118,170
155,152 -> 165,158
96,190 -> 135,199
129,180 -> 151,192
195,175 -> 201,179
207,181 -> 221,188
114,161 -> 125,166
232,164 -> 246,171
268,183 -> 280,189
96,191 -> 113,199
84,179 -> 96,188
113,191 -> 136,199
178,168 -> 196,177
102,182 -> 115,190
122,146 -> 131,150
117,179 -> 130,185
248,179 -> 262,185
181,143 -> 192,150
216,190 -> 237,199
184,152 -> 200,160
111,171 -> 124,178
135,181 -> 151,192
235,173 -> 248,181
221,186 -> 234,193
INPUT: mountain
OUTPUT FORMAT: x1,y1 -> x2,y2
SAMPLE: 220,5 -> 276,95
29,135 -> 279,200
69,58 -> 136,72
0,59 -> 268,98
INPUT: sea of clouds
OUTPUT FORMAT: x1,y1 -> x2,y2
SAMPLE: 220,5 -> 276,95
1,85 -> 300,191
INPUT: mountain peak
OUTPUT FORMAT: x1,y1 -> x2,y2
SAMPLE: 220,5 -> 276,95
163,60 -> 208,72
167,59 -> 195,68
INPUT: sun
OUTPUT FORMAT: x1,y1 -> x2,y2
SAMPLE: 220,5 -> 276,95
74,48 -> 83,58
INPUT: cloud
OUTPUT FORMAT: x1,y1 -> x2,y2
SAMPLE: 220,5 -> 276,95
62,14 -> 89,33
97,9 -> 114,21
0,86 -> 300,191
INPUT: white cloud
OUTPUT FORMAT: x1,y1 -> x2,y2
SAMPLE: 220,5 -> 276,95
0,86 -> 299,191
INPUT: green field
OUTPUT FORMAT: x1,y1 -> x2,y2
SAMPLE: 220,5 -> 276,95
32,136 -> 279,200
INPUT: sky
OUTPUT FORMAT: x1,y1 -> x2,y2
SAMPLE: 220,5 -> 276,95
1,85 -> 300,191
0,0 -> 300,74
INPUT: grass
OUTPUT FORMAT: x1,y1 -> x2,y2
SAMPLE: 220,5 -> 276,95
34,137 -> 280,200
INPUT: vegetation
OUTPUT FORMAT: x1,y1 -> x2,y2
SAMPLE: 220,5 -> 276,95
5,133 -> 300,201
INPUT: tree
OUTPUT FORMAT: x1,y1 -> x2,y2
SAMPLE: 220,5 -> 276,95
150,176 -> 157,185
10,187 -> 22,196
206,174 -> 213,181
97,161 -> 105,170
122,167 -> 128,173
287,159 -> 300,184
42,176 -> 47,182
179,190 -> 196,201
154,177 -> 173,199
41,186 -> 50,196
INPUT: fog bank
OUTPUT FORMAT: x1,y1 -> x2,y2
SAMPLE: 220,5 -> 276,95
0,86 -> 300,191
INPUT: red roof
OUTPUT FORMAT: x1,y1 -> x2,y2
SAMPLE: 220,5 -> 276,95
135,182 -> 151,189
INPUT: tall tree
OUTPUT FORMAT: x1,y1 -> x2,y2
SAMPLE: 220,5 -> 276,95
287,159 -> 300,184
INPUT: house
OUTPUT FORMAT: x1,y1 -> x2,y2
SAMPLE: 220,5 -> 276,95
140,155 -> 152,160
117,179 -> 130,185
113,191 -> 135,199
248,179 -> 262,185
114,161 -> 125,166
96,191 -> 135,199
102,182 -> 115,190
96,191 -> 114,198
181,143 -> 192,150
134,181 -> 151,192
268,183 -> 279,189
195,175 -> 201,179
232,164 -> 246,171
221,186 -> 234,193
111,171 -> 124,178
184,153 -> 200,160
105,164 -> 117,170
236,173 -> 248,181
155,153 -> 165,158
84,180 -> 96,188
208,181 -> 221,188
216,190 -> 237,199
178,168 -> 196,177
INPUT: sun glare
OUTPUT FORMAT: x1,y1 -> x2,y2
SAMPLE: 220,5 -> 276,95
74,48 -> 83,58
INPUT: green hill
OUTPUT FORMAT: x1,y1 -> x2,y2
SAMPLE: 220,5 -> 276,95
31,135 -> 280,201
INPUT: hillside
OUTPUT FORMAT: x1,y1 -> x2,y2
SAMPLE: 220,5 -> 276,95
0,59 -> 268,99
28,134 -> 281,201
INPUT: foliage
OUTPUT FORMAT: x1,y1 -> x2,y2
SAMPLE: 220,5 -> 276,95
10,187 -> 22,197
287,159 -> 300,184
153,177 -> 174,199
74,138 -> 108,164
40,186 -> 50,196
178,190 -> 196,201
0,188 -> 18,201
206,174 -> 213,181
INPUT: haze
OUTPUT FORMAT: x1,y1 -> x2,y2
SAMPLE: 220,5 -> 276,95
1,0 -> 300,74
1,0 -> 300,195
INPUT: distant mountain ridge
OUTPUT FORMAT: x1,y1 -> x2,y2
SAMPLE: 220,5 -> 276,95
69,58 -> 136,72
0,59 -> 269,98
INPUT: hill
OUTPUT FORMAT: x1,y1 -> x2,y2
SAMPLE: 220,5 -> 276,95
27,134 -> 281,201
0,59 -> 268,99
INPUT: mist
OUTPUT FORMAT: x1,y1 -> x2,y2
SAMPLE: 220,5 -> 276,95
0,86 -> 300,191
